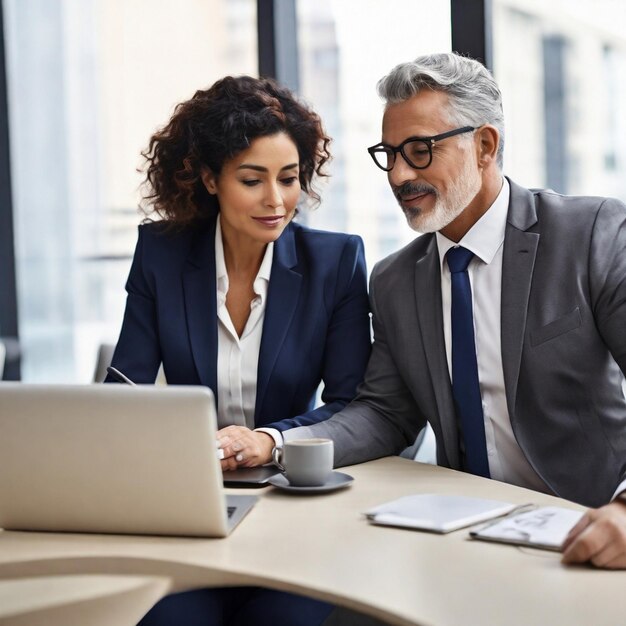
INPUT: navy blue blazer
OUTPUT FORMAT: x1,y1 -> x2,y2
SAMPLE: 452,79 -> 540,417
108,217 -> 372,432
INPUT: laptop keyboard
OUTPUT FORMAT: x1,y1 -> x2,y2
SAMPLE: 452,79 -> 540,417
227,505 -> 236,519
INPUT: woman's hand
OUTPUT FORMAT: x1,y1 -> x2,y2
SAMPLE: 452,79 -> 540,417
217,425 -> 275,471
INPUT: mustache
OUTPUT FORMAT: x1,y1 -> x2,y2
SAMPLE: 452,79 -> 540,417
392,181 -> 438,201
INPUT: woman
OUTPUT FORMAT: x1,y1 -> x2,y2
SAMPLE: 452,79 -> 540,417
107,76 -> 371,625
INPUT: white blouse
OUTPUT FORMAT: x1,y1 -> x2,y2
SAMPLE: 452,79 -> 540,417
215,217 -> 273,430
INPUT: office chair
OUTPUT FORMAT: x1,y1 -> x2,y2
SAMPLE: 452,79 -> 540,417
93,343 -> 116,383
93,342 -> 167,385
0,340 -> 5,380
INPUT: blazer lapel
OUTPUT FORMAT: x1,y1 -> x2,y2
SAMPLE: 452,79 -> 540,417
501,179 -> 539,420
413,235 -> 460,468
182,219 -> 219,395
255,224 -> 302,420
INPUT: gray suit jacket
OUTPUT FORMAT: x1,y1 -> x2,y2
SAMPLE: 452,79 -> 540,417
291,178 -> 626,507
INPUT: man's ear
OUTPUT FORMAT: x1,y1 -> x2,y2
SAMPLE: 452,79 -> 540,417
201,168 -> 218,194
476,125 -> 499,168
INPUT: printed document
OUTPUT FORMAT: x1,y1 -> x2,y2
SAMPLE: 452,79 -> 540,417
470,506 -> 584,550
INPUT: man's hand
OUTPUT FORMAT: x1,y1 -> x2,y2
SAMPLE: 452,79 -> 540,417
217,425 -> 274,471
561,500 -> 626,569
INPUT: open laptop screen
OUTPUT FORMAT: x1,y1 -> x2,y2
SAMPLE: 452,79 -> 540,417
0,383 -> 256,537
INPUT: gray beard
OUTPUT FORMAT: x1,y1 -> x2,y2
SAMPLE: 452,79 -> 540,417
403,160 -> 482,234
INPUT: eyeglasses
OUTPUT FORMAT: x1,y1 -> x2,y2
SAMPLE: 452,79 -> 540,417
367,126 -> 476,172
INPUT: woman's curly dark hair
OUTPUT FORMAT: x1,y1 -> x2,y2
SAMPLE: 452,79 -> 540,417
140,75 -> 331,226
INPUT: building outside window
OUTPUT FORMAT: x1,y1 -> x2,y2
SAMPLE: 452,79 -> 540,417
297,0 -> 452,269
493,0 -> 626,200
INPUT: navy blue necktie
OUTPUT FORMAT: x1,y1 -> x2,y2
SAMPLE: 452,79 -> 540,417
446,246 -> 490,478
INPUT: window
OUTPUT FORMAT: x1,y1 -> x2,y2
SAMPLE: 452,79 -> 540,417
296,0 -> 452,270
493,0 -> 626,200
4,0 -> 257,381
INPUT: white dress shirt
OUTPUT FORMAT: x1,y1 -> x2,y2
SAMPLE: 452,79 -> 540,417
214,218 -> 281,448
436,179 -> 551,493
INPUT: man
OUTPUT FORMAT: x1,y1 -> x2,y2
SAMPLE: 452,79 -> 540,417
284,53 -> 626,568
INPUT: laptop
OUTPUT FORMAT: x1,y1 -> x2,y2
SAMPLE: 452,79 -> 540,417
222,466 -> 279,487
0,383 -> 257,537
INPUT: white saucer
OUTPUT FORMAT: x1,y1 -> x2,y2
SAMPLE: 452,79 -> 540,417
268,471 -> 354,494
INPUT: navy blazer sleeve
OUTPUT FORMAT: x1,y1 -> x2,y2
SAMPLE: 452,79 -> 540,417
106,225 -> 164,384
263,233 -> 371,432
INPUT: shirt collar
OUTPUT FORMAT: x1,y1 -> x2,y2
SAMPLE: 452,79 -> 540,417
215,216 -> 274,299
436,176 -> 509,269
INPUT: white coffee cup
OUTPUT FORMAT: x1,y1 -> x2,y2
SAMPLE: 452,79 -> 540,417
272,438 -> 334,487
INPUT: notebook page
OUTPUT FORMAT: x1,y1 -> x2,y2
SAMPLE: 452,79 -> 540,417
470,506 -> 584,550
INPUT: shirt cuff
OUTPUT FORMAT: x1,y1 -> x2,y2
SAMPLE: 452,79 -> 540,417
254,427 -> 283,449
282,425 -> 316,442
610,478 -> 626,502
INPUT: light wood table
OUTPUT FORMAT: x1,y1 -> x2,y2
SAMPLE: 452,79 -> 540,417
0,457 -> 624,626
0,574 -> 170,626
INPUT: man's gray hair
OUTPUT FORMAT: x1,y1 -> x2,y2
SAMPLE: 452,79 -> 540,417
377,53 -> 505,168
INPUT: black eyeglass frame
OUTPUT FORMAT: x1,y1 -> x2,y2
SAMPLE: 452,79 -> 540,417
367,125 -> 476,171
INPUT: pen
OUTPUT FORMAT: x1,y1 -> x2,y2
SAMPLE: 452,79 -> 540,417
106,366 -> 137,386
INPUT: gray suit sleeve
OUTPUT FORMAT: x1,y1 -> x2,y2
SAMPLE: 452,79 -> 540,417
589,198 -> 626,374
284,263 -> 426,467
588,199 -> 626,488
